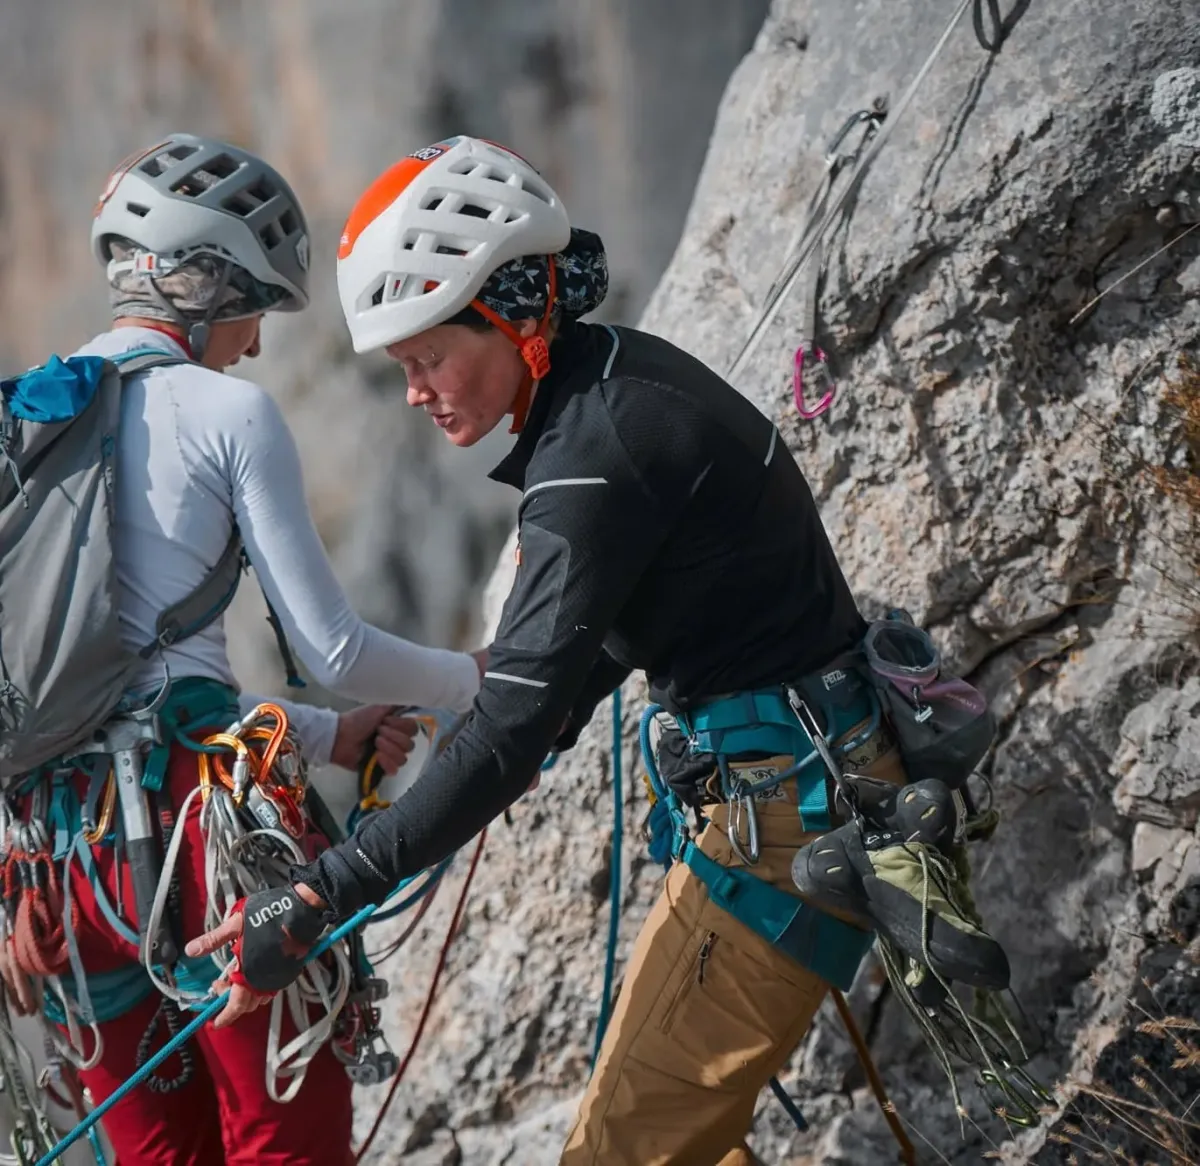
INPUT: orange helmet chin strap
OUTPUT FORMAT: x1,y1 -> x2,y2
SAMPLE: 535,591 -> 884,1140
469,256 -> 558,434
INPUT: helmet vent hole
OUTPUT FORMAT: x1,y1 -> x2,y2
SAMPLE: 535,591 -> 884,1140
222,192 -> 258,217
423,195 -> 444,212
202,154 -> 240,182
139,155 -> 167,179
174,156 -> 240,195
125,202 -> 150,218
258,221 -> 282,249
458,203 -> 491,220
435,244 -> 468,257
366,276 -> 387,308
168,143 -> 199,163
278,208 -> 298,237
245,178 -> 275,204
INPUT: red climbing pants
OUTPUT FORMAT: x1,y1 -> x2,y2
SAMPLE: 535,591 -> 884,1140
41,740 -> 354,1165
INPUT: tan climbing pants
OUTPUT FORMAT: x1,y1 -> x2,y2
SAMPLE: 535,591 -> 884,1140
560,724 -> 906,1166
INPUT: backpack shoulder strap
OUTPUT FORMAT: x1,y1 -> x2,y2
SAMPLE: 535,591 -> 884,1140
115,348 -> 308,687
104,347 -> 240,658
138,528 -> 246,660
109,347 -> 191,379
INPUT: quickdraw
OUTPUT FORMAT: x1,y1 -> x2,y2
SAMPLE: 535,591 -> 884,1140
789,102 -> 888,421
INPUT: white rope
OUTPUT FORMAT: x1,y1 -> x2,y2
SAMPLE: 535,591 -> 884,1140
140,716 -> 354,1102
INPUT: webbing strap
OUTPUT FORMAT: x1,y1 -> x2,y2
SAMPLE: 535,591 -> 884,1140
60,833 -> 95,1025
137,531 -> 245,664
74,832 -> 137,948
108,348 -> 190,377
677,688 -> 834,831
142,678 -> 240,793
682,842 -> 873,991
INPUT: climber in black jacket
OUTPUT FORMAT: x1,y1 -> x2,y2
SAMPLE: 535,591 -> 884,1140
186,136 -> 909,1166
306,315 -> 866,897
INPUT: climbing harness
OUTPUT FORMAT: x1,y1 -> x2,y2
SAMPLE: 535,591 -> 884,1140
640,677 -> 883,990
726,0 -> 978,390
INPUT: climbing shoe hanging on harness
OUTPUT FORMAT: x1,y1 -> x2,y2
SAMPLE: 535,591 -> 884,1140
791,777 -> 1010,990
786,644 -> 1053,1130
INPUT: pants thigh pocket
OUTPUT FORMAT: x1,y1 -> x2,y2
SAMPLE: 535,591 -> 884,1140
652,911 -> 825,1090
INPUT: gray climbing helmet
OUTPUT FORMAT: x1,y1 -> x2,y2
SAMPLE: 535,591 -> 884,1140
91,133 -> 310,354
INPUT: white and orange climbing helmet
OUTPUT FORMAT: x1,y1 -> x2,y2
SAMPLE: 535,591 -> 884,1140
336,136 -> 571,365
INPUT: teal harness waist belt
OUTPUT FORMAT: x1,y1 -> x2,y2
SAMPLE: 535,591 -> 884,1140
681,842 -> 873,991
641,667 -> 881,992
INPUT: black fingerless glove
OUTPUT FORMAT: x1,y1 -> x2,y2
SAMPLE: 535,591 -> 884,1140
228,887 -> 326,996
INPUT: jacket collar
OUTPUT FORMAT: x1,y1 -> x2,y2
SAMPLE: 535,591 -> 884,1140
489,320 -> 601,489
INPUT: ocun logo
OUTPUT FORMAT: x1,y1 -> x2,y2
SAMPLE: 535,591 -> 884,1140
248,896 -> 292,928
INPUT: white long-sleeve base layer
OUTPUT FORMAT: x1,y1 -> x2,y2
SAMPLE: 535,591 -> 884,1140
71,325 -> 481,764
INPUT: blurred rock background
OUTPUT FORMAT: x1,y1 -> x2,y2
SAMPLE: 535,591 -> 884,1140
0,0 -> 768,693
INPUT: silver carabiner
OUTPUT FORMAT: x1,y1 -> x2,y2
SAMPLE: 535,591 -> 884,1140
727,788 -> 761,866
824,100 -> 889,168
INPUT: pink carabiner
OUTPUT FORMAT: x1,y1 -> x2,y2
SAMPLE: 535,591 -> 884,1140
793,345 -> 836,420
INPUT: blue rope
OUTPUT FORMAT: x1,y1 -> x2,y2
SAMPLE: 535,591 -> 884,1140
365,855 -> 452,924
591,689 -> 623,1067
34,872 -> 426,1166
768,1076 -> 810,1131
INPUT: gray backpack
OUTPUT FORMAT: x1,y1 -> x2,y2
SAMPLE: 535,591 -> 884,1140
0,347 -> 300,784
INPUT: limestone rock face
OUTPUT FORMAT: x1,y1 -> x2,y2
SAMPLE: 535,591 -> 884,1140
359,0 -> 1200,1162
3,1 -> 1199,1162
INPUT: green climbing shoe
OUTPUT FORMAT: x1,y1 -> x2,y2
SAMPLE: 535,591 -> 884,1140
791,778 -> 1010,990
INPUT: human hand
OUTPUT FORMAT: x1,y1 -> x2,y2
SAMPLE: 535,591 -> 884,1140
331,705 -> 419,773
0,938 -> 36,1016
184,883 -> 327,1029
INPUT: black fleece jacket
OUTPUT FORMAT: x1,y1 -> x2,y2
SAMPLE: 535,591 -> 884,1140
293,321 -> 864,917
